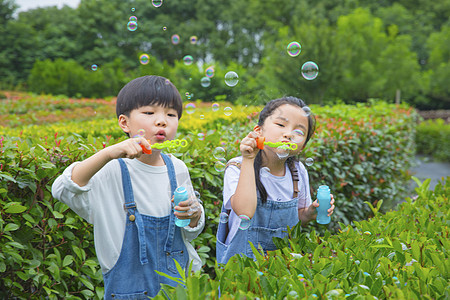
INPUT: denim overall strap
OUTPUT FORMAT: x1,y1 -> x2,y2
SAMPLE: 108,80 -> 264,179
118,158 -> 148,265
160,153 -> 179,254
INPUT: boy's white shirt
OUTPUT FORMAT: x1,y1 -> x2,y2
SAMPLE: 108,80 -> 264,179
52,155 -> 204,273
222,156 -> 312,244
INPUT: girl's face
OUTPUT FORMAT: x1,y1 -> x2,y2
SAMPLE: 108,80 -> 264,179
255,104 -> 309,158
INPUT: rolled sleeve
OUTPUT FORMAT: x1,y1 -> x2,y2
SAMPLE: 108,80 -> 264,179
182,205 -> 205,241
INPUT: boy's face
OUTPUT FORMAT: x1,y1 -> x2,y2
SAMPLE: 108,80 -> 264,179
119,105 -> 179,144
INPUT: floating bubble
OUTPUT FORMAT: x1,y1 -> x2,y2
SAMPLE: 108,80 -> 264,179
205,67 -> 215,78
213,147 -> 226,159
305,157 -> 314,166
185,103 -> 195,114
224,71 -> 239,87
185,92 -> 193,100
211,103 -> 219,112
197,133 -> 205,141
291,129 -> 305,143
214,159 -> 227,172
127,21 -> 138,31
287,41 -> 301,57
163,26 -> 167,31
190,36 -> 198,44
260,167 -> 271,178
137,129 -> 146,137
183,55 -> 194,65
200,77 -> 211,88
171,34 -> 180,45
219,212 -> 229,223
364,231 -> 372,236
131,7 -> 135,12
276,144 -> 290,159
91,64 -> 98,71
139,54 -> 150,65
129,15 -> 137,22
301,61 -> 319,80
164,79 -> 171,85
152,0 -> 163,8
238,215 -> 251,230
302,106 -> 312,117
224,107 -> 232,116
194,190 -> 201,201
199,115 -> 205,120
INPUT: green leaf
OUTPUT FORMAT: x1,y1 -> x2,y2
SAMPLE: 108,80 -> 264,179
4,223 -> 20,232
62,255 -> 74,267
79,276 -> 95,290
4,202 -> 27,213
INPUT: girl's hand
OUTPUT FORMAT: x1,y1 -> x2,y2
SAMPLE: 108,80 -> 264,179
311,194 -> 336,217
240,131 -> 259,160
173,195 -> 202,225
105,137 -> 151,160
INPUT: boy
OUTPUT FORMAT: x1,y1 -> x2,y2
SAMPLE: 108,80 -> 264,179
52,75 -> 205,298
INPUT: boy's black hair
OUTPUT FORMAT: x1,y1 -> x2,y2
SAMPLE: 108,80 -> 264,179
116,75 -> 183,119
254,96 -> 316,203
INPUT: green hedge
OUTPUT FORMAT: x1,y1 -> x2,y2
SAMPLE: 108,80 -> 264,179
0,99 -> 419,297
154,177 -> 450,299
416,119 -> 450,162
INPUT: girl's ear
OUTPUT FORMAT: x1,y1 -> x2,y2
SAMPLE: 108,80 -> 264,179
253,125 -> 262,136
118,114 -> 131,134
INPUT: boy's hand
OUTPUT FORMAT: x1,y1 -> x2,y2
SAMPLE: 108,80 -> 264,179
173,195 -> 202,227
240,131 -> 259,160
106,137 -> 151,160
311,194 -> 335,217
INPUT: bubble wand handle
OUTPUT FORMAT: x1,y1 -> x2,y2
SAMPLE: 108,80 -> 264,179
140,139 -> 188,154
255,137 -> 297,151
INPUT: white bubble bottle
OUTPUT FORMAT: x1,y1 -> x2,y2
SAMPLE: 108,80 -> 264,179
174,187 -> 191,227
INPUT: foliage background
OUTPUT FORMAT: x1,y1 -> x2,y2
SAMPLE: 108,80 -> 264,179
0,0 -> 449,109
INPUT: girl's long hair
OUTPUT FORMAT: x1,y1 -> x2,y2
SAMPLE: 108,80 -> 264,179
254,97 -> 316,203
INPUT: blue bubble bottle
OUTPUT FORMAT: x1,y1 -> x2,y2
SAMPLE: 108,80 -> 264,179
174,186 -> 191,227
316,185 -> 331,224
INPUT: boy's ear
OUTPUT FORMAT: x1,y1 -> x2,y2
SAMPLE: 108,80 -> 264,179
118,114 -> 131,134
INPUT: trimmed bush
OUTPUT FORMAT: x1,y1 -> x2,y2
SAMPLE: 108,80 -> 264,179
416,119 -> 450,162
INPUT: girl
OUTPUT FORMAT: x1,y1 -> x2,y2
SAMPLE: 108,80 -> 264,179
216,96 -> 335,264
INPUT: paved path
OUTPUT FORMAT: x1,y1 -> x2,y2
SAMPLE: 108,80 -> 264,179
409,156 -> 450,191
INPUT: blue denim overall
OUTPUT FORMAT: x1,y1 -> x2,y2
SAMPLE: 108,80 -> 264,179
216,162 -> 300,265
103,154 -> 188,299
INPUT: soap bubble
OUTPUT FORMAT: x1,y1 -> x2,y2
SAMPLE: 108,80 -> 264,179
287,41 -> 301,57
224,107 -> 232,116
224,71 -> 239,87
199,115 -> 205,120
276,144 -> 290,159
185,103 -> 195,114
190,36 -> 198,44
171,34 -> 180,45
205,67 -> 215,78
301,61 -> 319,80
219,212 -> 229,223
127,21 -> 138,31
131,7 -> 135,12
137,129 -> 145,137
129,16 -> 137,22
185,92 -> 193,100
213,147 -> 226,159
163,26 -> 167,31
260,167 -> 271,178
152,0 -> 163,7
291,129 -> 305,143
91,64 -> 98,71
238,215 -> 251,230
305,157 -> 314,166
212,103 -> 219,112
197,133 -> 205,141
183,55 -> 194,65
302,106 -> 312,117
200,77 -> 211,87
139,54 -> 150,65
214,159 -> 227,172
